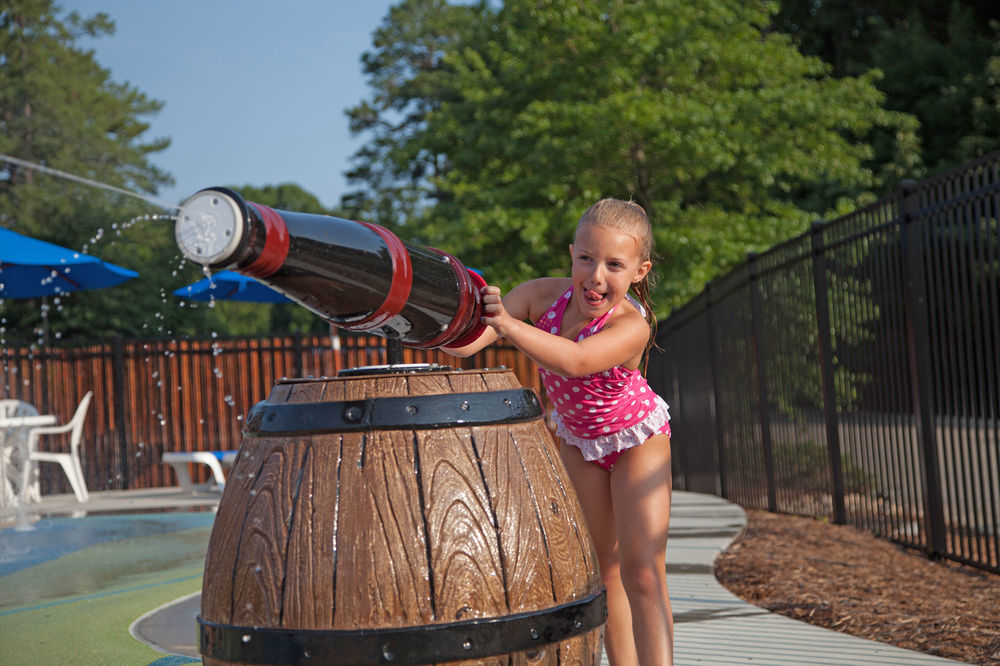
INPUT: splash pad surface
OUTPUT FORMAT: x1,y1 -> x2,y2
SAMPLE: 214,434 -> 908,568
0,508 -> 213,665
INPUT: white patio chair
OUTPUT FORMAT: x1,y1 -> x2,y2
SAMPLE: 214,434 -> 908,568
26,391 -> 93,503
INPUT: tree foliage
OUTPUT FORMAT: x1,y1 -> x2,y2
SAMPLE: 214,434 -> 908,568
774,0 -> 1000,175
345,0 -> 919,315
341,0 -> 484,236
0,0 -> 192,345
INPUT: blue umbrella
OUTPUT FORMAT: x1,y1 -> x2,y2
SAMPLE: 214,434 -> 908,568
0,228 -> 139,299
173,270 -> 292,303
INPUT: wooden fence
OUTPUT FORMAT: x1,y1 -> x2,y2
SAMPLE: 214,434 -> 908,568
1,332 -> 541,494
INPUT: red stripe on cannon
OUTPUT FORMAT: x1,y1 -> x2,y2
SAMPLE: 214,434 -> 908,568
413,248 -> 487,350
348,221 -> 414,332
243,203 -> 290,278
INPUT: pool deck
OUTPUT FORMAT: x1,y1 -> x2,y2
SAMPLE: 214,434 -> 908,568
2,489 -> 961,665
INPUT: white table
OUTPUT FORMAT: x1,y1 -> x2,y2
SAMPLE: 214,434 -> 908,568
0,414 -> 57,508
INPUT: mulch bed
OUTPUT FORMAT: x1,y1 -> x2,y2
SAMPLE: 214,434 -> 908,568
713,510 -> 1000,665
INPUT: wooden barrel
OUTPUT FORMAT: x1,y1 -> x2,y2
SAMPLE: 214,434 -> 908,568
199,365 -> 605,665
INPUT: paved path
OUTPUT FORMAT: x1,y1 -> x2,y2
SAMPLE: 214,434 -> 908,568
132,490 -> 959,665
663,493 -> 959,665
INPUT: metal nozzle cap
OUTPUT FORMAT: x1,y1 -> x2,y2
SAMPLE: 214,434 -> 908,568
175,189 -> 245,265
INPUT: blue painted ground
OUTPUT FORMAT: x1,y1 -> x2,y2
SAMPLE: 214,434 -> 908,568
0,511 -> 216,576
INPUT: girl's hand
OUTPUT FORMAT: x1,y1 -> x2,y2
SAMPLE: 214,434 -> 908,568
480,285 -> 513,337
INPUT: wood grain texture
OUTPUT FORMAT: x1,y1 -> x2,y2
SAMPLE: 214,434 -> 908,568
417,424 -> 507,622
229,441 -> 302,627
333,428 -> 433,629
280,434 -> 339,628
514,419 -> 600,598
476,421 -> 555,612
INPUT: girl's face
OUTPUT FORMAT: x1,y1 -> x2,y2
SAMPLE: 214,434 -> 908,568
569,223 -> 651,317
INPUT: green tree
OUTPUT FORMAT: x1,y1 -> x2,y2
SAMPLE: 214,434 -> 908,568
341,0 -> 484,234
774,1 -> 1000,175
0,1 -> 201,345
346,0 -> 919,315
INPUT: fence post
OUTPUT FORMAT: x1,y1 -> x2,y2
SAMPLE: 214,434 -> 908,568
705,281 -> 727,498
111,335 -> 129,490
811,221 -> 846,524
668,346 -> 687,491
900,180 -> 947,557
292,333 -> 304,378
748,253 -> 777,511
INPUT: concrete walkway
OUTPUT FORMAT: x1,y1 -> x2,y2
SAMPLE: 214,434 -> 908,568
128,490 -> 960,665
664,493 -> 959,665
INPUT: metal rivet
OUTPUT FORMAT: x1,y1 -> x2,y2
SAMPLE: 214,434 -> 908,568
344,406 -> 363,422
462,639 -> 472,651
460,401 -> 470,411
406,404 -> 417,415
382,641 -> 396,661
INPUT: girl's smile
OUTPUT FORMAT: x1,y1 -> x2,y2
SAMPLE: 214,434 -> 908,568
569,223 -> 651,318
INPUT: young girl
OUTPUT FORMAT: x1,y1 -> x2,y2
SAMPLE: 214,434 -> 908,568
447,199 -> 673,665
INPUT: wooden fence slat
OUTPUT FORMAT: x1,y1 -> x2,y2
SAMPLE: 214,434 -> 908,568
0,335 -> 542,493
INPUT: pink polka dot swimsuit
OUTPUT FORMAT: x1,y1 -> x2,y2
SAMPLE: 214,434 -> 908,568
535,288 -> 671,470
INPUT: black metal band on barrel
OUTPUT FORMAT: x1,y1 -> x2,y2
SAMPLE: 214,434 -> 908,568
199,588 -> 606,665
245,388 -> 543,436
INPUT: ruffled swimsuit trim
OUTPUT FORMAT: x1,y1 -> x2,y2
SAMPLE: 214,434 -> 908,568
551,400 -> 671,461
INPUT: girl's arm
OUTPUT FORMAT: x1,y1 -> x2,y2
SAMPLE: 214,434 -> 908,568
439,325 -> 499,358
482,285 -> 650,377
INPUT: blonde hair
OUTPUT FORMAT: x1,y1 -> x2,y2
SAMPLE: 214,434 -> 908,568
577,198 -> 658,351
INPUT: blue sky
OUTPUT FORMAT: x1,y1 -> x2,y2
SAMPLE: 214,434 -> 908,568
64,0 -> 398,210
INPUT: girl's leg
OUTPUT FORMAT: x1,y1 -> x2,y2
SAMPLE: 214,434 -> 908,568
560,443 -> 637,665
611,434 -> 673,666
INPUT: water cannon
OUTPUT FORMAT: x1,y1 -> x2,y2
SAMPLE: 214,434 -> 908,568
174,187 -> 486,349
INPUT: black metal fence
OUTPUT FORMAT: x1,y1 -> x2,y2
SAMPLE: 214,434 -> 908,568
648,152 -> 1000,574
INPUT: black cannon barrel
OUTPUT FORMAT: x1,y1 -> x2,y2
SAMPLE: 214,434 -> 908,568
174,187 -> 485,349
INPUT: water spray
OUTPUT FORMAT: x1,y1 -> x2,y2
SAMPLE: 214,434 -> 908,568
0,154 -> 178,211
